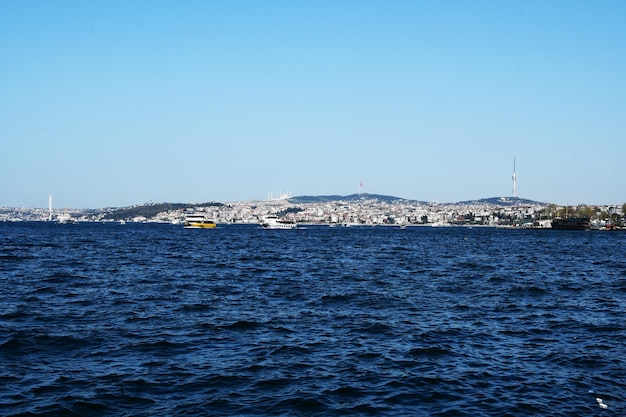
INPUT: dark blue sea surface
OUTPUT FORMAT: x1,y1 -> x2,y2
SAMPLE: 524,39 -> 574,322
1,222 -> 625,416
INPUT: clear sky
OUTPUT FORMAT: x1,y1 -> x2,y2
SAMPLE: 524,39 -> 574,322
1,1 -> 624,208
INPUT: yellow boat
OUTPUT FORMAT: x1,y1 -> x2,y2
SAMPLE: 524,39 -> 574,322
184,214 -> 217,229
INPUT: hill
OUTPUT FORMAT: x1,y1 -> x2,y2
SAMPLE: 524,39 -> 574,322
453,196 -> 547,206
99,202 -> 223,221
288,193 -> 427,204
288,194 -> 544,206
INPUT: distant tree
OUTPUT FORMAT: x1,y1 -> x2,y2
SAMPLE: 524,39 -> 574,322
577,205 -> 594,219
277,207 -> 303,216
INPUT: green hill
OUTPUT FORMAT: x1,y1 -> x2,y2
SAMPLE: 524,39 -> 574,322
100,202 -> 223,221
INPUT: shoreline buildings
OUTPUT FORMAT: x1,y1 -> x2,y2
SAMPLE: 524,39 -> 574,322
2,195 -> 624,230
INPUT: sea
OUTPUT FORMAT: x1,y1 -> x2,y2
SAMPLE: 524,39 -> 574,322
1,222 -> 624,416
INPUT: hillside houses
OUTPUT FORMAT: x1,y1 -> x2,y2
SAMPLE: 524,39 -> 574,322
2,196 -> 624,229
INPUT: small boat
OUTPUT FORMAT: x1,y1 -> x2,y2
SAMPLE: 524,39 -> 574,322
184,214 -> 217,229
431,221 -> 450,227
551,217 -> 590,230
260,215 -> 297,229
57,212 -> 75,224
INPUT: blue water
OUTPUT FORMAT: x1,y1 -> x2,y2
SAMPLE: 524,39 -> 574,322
1,222 -> 624,416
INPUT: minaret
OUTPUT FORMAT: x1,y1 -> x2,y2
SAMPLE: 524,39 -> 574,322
512,157 -> 517,198
48,194 -> 53,221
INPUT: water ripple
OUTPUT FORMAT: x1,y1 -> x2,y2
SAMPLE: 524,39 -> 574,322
0,223 -> 624,416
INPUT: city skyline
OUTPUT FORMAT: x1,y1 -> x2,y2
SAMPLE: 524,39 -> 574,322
4,188 -> 620,211
1,1 -> 624,208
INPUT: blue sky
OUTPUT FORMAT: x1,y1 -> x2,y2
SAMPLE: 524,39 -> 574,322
1,1 -> 624,208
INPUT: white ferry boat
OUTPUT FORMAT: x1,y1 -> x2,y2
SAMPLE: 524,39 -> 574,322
184,214 -> 217,229
57,212 -> 75,224
260,215 -> 297,230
